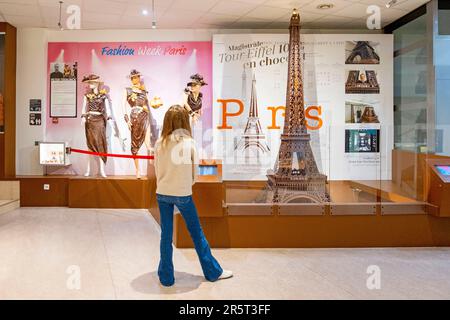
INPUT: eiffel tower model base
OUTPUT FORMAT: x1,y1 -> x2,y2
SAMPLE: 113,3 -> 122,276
264,130 -> 331,203
266,173 -> 330,203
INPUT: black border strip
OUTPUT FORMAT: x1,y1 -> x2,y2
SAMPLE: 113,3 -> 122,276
439,0 -> 450,10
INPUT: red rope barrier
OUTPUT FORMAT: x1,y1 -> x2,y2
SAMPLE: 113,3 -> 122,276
69,148 -> 154,160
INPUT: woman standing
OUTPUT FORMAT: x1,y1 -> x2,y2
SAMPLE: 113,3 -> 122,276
154,105 -> 232,287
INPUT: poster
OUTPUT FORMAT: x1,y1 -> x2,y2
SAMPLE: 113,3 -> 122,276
213,34 -> 393,181
50,62 -> 78,118
47,42 -> 212,176
345,129 -> 380,153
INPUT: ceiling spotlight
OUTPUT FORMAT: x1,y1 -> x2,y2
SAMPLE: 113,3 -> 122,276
142,9 -> 148,16
57,1 -> 64,30
386,0 -> 398,8
317,3 -> 334,10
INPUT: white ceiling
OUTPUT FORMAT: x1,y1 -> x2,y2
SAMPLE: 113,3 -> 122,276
0,0 -> 430,30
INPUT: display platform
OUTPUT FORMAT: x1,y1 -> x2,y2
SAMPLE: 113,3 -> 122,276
8,154 -> 450,249
145,160 -> 450,248
17,175 -> 150,209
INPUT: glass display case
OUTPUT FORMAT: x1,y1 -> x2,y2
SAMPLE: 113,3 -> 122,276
393,14 -> 428,153
222,124 -> 427,217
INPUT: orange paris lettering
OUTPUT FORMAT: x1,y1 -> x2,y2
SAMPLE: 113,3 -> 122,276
305,106 -> 323,130
217,100 -> 323,130
267,105 -> 323,130
216,99 -> 244,129
267,106 -> 285,129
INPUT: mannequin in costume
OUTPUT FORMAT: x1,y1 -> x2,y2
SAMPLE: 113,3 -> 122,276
81,74 -> 113,178
122,69 -> 162,179
182,73 -> 207,125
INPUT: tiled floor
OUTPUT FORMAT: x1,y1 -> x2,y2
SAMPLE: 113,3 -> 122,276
1,207 -> 450,299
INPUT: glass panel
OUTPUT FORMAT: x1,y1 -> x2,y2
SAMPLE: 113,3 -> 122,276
435,78 -> 450,156
438,3 -> 450,35
328,124 -> 380,207
439,10 -> 450,35
435,4 -> 450,156
393,47 -> 427,152
393,15 -> 427,153
223,126 -> 331,215
393,14 -> 426,52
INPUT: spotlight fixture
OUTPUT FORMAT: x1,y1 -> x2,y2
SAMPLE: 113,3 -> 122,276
57,1 -> 64,30
317,3 -> 334,10
142,9 -> 148,16
386,0 -> 398,8
151,0 -> 157,29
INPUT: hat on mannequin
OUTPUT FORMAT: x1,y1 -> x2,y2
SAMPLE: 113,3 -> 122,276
187,73 -> 207,87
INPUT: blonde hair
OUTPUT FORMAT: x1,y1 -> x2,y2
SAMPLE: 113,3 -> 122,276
161,105 -> 192,146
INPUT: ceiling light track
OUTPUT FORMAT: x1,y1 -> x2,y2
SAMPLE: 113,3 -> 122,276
386,0 -> 398,8
57,1 -> 64,30
152,0 -> 157,29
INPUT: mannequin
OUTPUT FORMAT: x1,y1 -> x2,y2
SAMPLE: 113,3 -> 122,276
182,74 -> 207,144
122,69 -> 161,179
81,74 -> 113,178
182,73 -> 207,125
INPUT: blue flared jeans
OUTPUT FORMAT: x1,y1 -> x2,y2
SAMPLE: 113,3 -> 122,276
156,194 -> 223,286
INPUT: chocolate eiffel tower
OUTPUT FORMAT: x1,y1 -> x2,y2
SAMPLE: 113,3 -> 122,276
235,74 -> 270,153
265,9 -> 330,203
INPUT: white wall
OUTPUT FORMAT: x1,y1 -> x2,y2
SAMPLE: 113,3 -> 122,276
16,28 -> 48,175
16,27 -> 380,175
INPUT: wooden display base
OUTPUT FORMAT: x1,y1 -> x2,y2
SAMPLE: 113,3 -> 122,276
12,149 -> 450,248
173,207 -> 450,248
68,176 -> 150,208
148,176 -> 450,248
17,175 -> 150,209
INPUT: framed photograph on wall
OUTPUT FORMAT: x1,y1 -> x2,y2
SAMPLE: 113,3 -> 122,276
345,129 -> 380,153
49,62 -> 78,118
